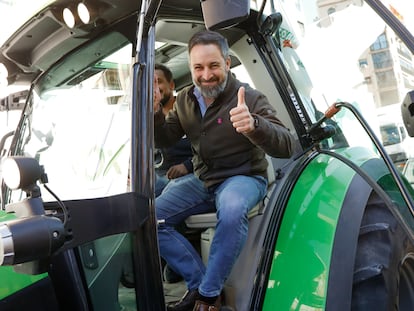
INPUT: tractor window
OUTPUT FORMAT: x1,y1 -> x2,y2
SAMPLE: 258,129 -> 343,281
11,44 -> 133,202
232,64 -> 255,87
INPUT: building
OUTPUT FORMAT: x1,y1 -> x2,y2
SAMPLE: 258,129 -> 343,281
359,27 -> 414,108
317,0 -> 414,108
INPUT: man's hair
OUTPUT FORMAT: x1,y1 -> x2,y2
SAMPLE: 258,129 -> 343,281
188,30 -> 230,59
155,63 -> 174,83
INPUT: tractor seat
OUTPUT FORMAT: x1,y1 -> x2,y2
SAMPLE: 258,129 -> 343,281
185,156 -> 276,229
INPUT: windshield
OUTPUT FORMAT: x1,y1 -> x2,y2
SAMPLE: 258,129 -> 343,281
257,0 -> 414,168
9,43 -> 133,202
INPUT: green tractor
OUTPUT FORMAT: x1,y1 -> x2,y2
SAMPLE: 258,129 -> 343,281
1,0 -> 414,310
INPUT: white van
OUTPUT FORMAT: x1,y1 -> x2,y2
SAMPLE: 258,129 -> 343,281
378,105 -> 414,167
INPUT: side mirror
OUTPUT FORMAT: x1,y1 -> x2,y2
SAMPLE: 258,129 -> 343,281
401,90 -> 414,137
201,0 -> 250,30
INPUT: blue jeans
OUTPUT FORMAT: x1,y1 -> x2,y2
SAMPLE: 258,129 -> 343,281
156,174 -> 267,298
155,172 -> 169,197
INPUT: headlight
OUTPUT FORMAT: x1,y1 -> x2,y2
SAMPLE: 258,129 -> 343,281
0,156 -> 65,269
0,216 -> 65,266
0,224 -> 13,265
2,156 -> 44,192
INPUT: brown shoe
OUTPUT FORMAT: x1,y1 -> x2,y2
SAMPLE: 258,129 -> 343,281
167,289 -> 199,311
192,296 -> 221,311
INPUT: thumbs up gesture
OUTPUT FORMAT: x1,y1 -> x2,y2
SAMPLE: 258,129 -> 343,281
230,86 -> 255,134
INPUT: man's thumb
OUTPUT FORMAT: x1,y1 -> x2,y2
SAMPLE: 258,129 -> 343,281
237,86 -> 245,107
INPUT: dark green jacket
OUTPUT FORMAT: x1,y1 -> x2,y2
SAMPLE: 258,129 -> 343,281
154,73 -> 294,187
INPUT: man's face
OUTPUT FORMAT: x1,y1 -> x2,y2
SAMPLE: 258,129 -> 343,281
155,69 -> 174,106
189,43 -> 230,99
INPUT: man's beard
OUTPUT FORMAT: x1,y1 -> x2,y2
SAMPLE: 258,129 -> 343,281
160,93 -> 170,106
194,73 -> 228,99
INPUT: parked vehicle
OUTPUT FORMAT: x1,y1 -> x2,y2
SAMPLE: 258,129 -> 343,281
377,104 -> 414,169
1,1 -> 414,310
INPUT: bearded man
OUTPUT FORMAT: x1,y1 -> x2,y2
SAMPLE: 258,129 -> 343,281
154,30 -> 295,311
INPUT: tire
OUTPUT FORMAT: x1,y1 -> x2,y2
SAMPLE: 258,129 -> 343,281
352,191 -> 414,310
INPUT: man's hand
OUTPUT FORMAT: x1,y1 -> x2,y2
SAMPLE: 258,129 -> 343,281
166,164 -> 189,179
229,87 -> 255,134
153,74 -> 162,112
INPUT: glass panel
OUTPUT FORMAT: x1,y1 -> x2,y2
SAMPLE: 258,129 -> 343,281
15,45 -> 133,202
260,0 -> 413,163
4,42 -> 136,310
263,0 -> 414,231
232,64 -> 255,87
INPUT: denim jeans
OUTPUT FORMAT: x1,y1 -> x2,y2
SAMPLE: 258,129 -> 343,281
155,172 -> 169,197
156,173 -> 267,298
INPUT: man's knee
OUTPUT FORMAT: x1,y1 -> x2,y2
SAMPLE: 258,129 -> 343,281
217,204 -> 248,227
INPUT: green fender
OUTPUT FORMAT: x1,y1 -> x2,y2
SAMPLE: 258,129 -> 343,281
262,148 -> 384,310
0,212 -> 47,300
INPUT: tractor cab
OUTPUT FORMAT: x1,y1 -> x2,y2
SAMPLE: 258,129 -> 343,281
1,1 -> 414,310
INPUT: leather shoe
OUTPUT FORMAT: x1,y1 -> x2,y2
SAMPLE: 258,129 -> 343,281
193,295 -> 221,311
167,289 -> 199,311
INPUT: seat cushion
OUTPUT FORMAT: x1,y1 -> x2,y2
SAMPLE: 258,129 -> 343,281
185,155 -> 275,229
185,202 -> 262,228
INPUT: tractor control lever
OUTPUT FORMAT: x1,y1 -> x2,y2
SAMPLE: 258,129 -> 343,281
309,103 -> 341,133
308,103 -> 341,142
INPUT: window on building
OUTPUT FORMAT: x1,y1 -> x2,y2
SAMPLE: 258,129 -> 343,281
359,59 -> 368,68
376,70 -> 397,88
379,89 -> 399,106
372,51 -> 393,69
397,40 -> 413,59
403,76 -> 414,89
370,33 -> 388,51
400,57 -> 414,75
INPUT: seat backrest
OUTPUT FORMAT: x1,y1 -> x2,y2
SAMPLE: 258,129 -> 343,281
265,154 -> 275,186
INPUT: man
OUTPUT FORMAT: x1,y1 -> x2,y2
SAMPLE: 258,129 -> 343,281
154,30 -> 295,311
154,63 -> 193,197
